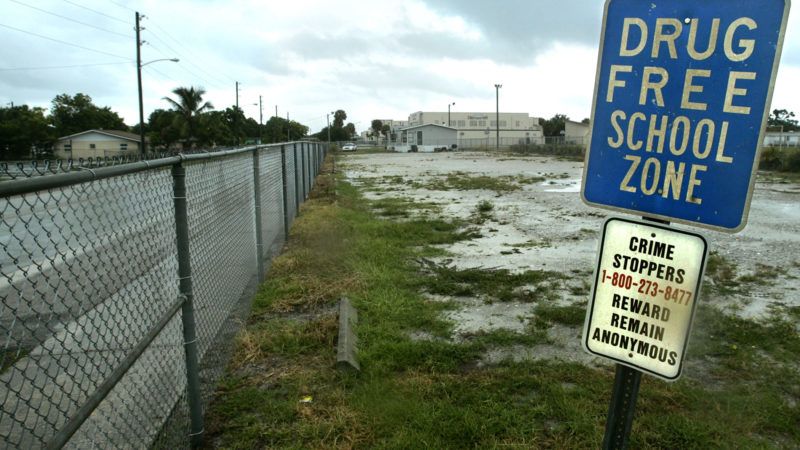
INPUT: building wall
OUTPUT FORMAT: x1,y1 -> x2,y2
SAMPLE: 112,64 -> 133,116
54,133 -> 140,159
408,111 -> 542,134
565,121 -> 590,146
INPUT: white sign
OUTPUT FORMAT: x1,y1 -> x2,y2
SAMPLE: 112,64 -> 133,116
583,218 -> 707,380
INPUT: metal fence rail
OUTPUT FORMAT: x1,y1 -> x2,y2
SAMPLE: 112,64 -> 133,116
0,142 -> 327,449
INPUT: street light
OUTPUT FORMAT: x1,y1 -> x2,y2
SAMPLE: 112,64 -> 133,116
327,111 -> 334,144
494,84 -> 502,150
448,102 -> 455,127
137,57 -> 179,156
252,95 -> 263,144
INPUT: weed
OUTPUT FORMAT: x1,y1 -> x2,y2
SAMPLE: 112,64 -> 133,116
417,259 -> 564,303
476,199 -> 494,213
535,304 -> 587,327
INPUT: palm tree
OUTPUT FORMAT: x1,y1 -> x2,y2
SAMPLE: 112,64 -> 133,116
163,86 -> 213,147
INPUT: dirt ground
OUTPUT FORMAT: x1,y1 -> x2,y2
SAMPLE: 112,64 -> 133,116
342,150 -> 800,367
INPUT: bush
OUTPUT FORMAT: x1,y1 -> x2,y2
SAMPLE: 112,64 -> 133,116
758,147 -> 800,172
509,143 -> 585,158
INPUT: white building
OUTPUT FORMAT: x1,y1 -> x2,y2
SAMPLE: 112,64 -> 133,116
564,120 -> 591,146
763,131 -> 800,147
394,124 -> 457,153
405,111 -> 543,148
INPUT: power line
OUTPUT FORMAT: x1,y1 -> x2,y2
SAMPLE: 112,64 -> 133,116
144,26 -> 231,87
9,0 -> 133,38
107,0 -> 135,12
0,61 -> 133,71
0,22 -> 130,59
147,20 -> 236,84
60,0 -> 129,24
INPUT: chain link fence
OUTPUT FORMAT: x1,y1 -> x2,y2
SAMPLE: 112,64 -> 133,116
0,142 -> 327,449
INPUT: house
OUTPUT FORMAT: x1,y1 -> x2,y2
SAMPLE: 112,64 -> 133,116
763,130 -> 800,147
564,120 -> 591,146
395,124 -> 457,153
54,129 -> 144,159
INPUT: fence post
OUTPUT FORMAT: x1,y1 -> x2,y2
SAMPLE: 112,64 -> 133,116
280,144 -> 290,242
301,142 -> 307,200
293,143 -> 300,213
252,148 -> 265,283
171,161 -> 204,448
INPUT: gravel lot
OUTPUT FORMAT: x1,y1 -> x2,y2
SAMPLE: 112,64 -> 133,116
342,150 -> 800,366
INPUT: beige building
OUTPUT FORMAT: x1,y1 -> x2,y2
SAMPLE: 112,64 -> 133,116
54,129 -> 143,159
564,120 -> 591,146
406,111 -> 543,147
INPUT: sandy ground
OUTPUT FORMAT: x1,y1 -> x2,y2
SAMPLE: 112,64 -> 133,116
342,151 -> 800,366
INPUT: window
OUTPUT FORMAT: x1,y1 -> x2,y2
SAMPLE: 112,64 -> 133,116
417,131 -> 423,145
89,144 -> 96,149
500,121 -> 507,127
478,120 -> 486,127
64,144 -> 72,152
490,121 -> 496,127
457,120 -> 466,127
120,143 -> 128,151
516,121 -> 521,127
469,120 -> 477,127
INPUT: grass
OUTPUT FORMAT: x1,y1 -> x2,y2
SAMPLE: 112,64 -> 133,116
204,154 -> 800,449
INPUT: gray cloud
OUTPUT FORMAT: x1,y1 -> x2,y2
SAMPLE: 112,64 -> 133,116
422,0 -> 602,62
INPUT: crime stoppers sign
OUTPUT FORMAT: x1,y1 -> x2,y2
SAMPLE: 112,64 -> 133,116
583,218 -> 707,380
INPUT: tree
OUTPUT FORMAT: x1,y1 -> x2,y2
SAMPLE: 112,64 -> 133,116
0,105 -> 55,159
539,114 -> 570,137
371,119 -> 383,137
333,110 -> 347,129
344,122 -> 357,138
50,93 -> 127,137
146,109 -> 182,151
163,86 -> 214,147
381,124 -> 392,142
768,109 -> 799,131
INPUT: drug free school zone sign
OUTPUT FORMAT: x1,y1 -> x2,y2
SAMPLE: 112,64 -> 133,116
581,0 -> 789,382
582,0 -> 790,232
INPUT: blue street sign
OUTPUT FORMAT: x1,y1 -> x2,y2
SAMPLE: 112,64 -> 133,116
582,0 -> 790,232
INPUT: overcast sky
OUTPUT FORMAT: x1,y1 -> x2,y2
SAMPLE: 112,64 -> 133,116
2,0 -> 799,135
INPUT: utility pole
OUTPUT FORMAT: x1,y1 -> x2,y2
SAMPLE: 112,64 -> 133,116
494,84 -> 502,151
235,82 -> 240,145
448,102 -> 455,127
287,112 -> 290,141
258,95 -> 263,144
136,12 -> 145,156
327,113 -> 331,144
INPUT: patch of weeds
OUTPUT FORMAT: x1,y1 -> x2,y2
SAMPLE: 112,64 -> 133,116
535,304 -> 587,327
1,347 -> 28,373
471,200 -> 496,224
417,259 -> 565,303
506,239 -> 552,248
513,174 -> 546,185
736,263 -> 787,285
370,197 -> 441,218
704,251 -> 739,294
568,279 -> 592,296
461,328 -> 548,347
421,171 -> 523,193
